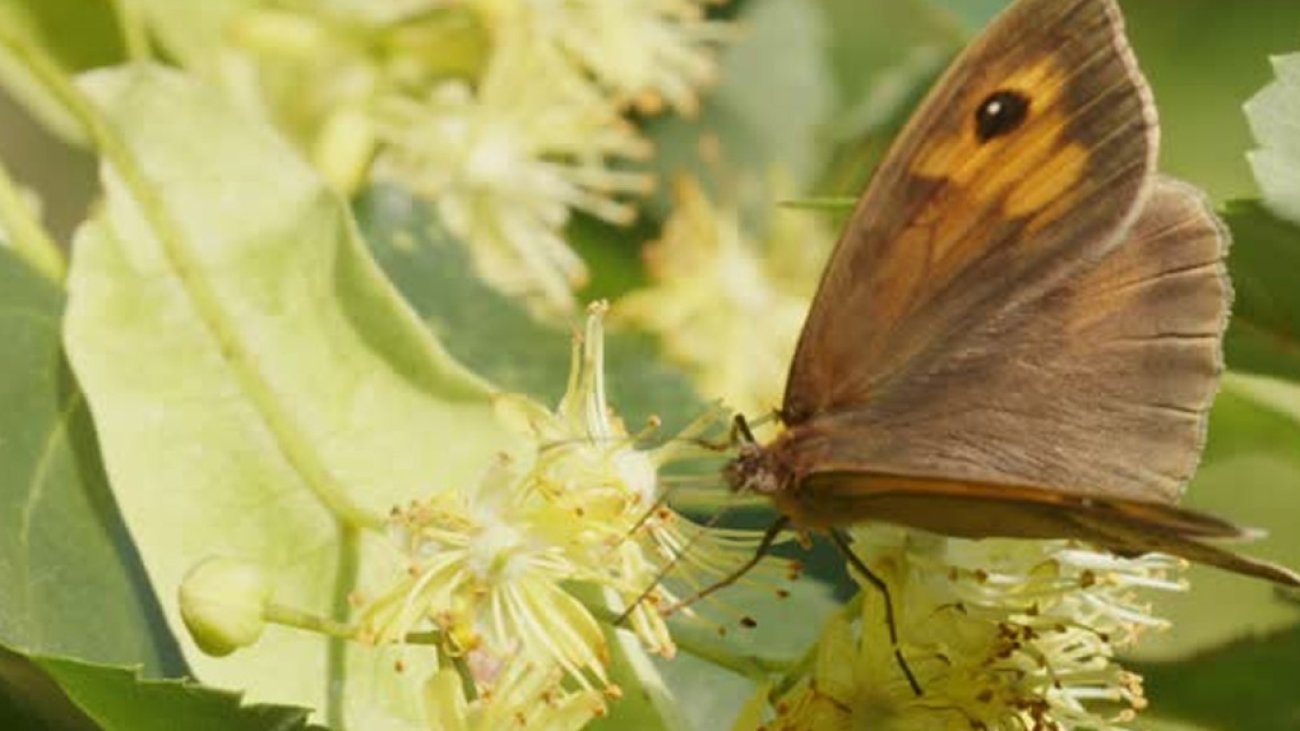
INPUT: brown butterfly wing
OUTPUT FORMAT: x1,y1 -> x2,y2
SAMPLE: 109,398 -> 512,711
780,178 -> 1228,502
770,177 -> 1290,587
773,473 -> 1300,587
784,0 -> 1157,424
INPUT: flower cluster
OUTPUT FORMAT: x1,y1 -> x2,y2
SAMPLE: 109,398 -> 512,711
199,0 -> 732,313
353,303 -> 768,719
739,525 -> 1184,730
369,31 -> 653,311
615,176 -> 832,417
423,661 -> 606,731
469,0 -> 733,116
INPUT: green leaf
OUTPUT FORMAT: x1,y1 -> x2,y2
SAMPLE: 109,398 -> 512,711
1223,201 -> 1300,382
657,578 -> 837,730
1,643 -> 325,731
588,629 -> 689,731
1245,52 -> 1300,226
63,65 -> 509,728
1135,624 -> 1300,731
1120,0 -> 1300,204
1,643 -> 100,730
0,246 -> 179,674
358,187 -> 706,430
647,0 -> 836,221
564,213 -> 654,303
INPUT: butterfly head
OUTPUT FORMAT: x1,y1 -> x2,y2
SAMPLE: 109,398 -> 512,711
723,442 -> 786,496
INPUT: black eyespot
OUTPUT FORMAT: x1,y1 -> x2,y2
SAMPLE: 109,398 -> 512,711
974,89 -> 1030,142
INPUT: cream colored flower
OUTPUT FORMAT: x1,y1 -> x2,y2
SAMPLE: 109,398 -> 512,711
227,3 -> 490,191
356,302 -> 769,701
471,0 -> 733,115
494,302 -> 776,656
372,34 -> 653,314
360,453 -> 613,688
742,525 -> 1184,730
615,177 -> 831,418
424,662 -> 607,731
227,3 -> 657,315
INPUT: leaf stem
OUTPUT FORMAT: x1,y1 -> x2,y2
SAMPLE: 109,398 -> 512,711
0,159 -> 65,283
326,525 -> 361,728
110,0 -> 152,62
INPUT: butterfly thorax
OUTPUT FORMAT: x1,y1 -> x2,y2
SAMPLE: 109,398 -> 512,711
725,433 -> 842,531
723,442 -> 790,496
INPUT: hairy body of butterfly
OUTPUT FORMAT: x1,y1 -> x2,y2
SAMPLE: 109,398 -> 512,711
725,0 -> 1300,588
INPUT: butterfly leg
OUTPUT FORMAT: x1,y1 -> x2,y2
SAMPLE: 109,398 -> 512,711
652,515 -> 790,618
830,529 -> 922,697
683,413 -> 756,452
734,413 -> 758,444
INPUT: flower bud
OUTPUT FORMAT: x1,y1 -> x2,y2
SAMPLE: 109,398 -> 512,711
178,557 -> 272,656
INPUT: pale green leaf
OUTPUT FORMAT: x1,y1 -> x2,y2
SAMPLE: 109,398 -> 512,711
1246,52 -> 1300,226
64,65 -> 511,728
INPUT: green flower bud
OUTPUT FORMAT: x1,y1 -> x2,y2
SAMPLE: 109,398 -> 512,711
178,557 -> 272,656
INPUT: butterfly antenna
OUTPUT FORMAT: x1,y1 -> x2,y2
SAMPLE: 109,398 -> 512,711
656,515 -> 790,618
615,411 -> 781,624
638,413 -> 788,619
614,493 -> 741,626
621,488 -> 677,544
830,529 -> 922,697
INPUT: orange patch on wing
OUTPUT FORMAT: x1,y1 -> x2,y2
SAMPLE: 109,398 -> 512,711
1006,142 -> 1088,217
911,55 -> 1085,225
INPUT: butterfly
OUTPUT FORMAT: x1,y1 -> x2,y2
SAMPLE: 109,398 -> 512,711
708,0 -> 1300,693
